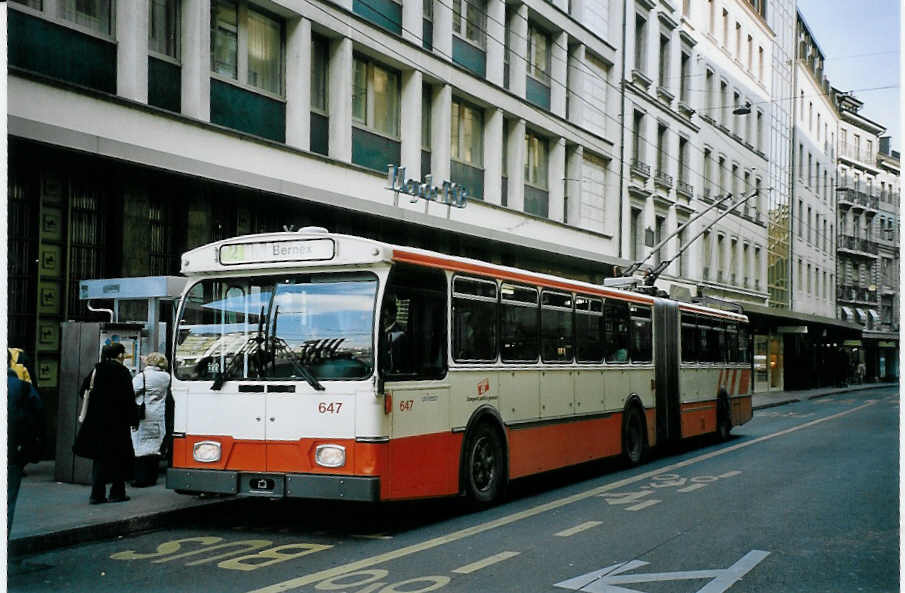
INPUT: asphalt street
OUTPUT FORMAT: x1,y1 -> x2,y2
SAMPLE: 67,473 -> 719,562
8,385 -> 898,593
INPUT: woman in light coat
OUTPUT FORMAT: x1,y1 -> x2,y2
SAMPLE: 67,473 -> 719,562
131,352 -> 170,487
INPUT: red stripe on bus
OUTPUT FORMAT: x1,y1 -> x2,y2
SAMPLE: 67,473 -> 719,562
680,400 -> 718,438
392,250 -> 655,305
507,414 -> 625,478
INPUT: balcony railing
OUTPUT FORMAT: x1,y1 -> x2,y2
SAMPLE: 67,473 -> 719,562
838,142 -> 875,165
630,159 -> 651,179
654,171 -> 674,188
838,234 -> 879,255
837,188 -> 879,211
837,284 -> 879,303
676,180 -> 694,198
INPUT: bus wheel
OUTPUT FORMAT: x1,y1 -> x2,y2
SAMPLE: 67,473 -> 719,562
464,423 -> 506,505
622,406 -> 647,466
717,395 -> 732,442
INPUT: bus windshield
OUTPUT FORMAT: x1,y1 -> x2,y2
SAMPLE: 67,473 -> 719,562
174,272 -> 377,383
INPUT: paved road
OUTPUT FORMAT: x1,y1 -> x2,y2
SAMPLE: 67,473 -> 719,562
9,386 -> 898,593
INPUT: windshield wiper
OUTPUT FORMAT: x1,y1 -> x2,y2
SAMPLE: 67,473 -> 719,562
211,305 -> 267,390
269,305 -> 326,391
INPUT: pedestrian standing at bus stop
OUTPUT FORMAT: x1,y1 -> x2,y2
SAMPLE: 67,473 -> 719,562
8,352 -> 43,534
73,343 -> 140,504
131,352 -> 171,487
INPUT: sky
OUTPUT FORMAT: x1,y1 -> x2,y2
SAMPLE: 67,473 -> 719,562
796,0 -> 901,151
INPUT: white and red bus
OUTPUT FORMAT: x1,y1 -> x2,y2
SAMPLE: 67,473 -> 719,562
167,229 -> 753,504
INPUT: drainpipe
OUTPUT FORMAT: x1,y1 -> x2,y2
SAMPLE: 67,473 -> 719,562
616,0 -> 628,260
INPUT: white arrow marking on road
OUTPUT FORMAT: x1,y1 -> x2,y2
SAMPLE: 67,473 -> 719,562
554,550 -> 770,593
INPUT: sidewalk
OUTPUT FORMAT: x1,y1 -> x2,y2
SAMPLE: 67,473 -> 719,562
8,382 -> 896,557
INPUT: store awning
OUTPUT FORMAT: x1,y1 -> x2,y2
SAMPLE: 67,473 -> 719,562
868,310 -> 880,323
854,308 -> 866,324
840,306 -> 854,321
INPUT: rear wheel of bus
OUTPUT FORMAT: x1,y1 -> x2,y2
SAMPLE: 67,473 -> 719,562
463,422 -> 506,506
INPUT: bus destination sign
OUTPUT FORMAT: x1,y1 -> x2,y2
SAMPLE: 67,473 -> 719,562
219,238 -> 335,265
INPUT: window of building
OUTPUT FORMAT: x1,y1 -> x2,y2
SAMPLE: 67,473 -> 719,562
747,34 -> 752,71
311,35 -> 329,113
703,148 -> 712,195
735,21 -> 741,57
353,56 -> 401,138
528,24 -> 551,83
758,46 -> 764,82
212,0 -> 284,95
678,137 -> 689,184
654,215 -> 665,265
525,131 -> 548,189
708,0 -> 715,33
718,155 -> 726,193
541,291 -> 574,363
721,9 -> 728,47
150,0 -> 179,58
57,0 -> 113,35
452,0 -> 487,48
632,110 -> 644,162
452,276 -> 497,362
680,52 -> 690,103
631,207 -> 643,261
658,32 -> 670,88
634,14 -> 647,72
500,283 -> 539,362
451,98 -> 484,167
656,124 -> 668,176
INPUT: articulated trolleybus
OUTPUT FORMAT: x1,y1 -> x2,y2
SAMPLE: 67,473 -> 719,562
167,228 -> 753,504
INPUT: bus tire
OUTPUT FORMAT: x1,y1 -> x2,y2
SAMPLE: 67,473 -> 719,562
716,392 -> 732,442
622,404 -> 647,466
463,422 -> 506,506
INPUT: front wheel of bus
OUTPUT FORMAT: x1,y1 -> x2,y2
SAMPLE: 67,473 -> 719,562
622,406 -> 647,466
464,423 -> 506,506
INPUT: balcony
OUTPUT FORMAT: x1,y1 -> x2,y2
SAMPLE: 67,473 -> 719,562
837,234 -> 879,256
676,180 -> 694,198
630,159 -> 651,179
836,188 -> 879,212
677,101 -> 695,118
838,142 -> 877,166
837,284 -> 879,303
654,171 -> 674,189
656,85 -> 675,104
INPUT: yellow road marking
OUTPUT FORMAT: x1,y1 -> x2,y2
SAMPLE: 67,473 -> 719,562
451,551 -> 521,574
554,521 -> 602,537
247,401 -> 876,593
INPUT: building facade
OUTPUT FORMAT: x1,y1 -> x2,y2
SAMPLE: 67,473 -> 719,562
7,0 -> 628,453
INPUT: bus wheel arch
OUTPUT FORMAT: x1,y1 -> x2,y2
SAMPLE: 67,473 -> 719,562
459,407 -> 509,506
621,395 -> 648,466
716,389 -> 732,441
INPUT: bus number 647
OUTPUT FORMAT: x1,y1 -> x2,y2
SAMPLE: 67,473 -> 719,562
318,402 -> 343,414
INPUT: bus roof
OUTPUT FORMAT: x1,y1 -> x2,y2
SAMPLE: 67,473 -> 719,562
181,230 -> 748,323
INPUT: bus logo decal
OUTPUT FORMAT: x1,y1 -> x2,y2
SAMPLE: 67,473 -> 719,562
477,378 -> 490,396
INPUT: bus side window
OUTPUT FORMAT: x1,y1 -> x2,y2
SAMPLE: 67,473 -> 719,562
541,291 -> 573,363
575,296 -> 603,363
603,300 -> 630,363
738,324 -> 751,363
500,284 -> 539,363
452,276 -> 498,362
380,265 -> 448,380
681,313 -> 698,363
629,305 -> 653,363
725,322 -> 739,363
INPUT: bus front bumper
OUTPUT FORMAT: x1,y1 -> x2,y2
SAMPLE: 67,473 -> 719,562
166,468 -> 380,502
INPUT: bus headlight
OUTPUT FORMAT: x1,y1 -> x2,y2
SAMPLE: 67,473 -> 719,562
193,441 -> 222,463
315,444 -> 346,468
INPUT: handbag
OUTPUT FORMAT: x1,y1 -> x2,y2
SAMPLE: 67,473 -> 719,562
136,371 -> 147,421
78,369 -> 96,424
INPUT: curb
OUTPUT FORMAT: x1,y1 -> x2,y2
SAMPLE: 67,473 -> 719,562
8,496 -> 245,557
752,382 -> 895,412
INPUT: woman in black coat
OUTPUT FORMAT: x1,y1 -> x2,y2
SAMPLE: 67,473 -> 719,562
74,342 -> 140,504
